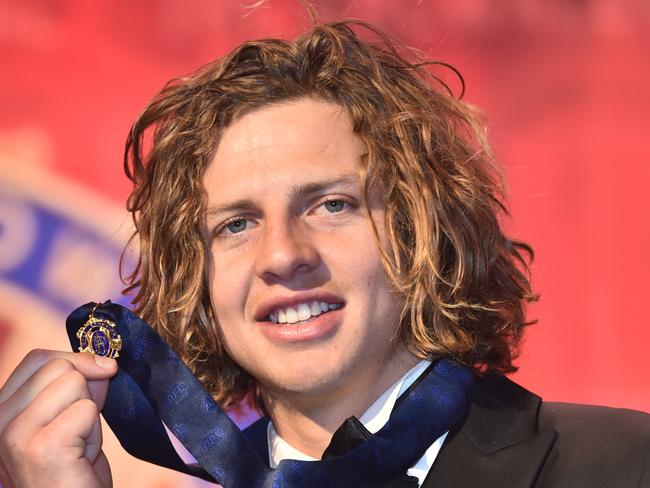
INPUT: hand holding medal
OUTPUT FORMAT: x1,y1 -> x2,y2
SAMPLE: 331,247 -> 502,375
0,345 -> 118,487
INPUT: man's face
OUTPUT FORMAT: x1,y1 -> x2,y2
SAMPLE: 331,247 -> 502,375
204,98 -> 412,403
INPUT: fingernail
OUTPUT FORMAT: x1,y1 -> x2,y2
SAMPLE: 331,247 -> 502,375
94,355 -> 117,368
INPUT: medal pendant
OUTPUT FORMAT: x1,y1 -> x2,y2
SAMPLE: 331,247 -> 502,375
76,305 -> 122,358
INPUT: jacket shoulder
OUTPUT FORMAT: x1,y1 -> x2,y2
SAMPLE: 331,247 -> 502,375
537,401 -> 650,487
425,375 -> 650,487
540,401 -> 650,442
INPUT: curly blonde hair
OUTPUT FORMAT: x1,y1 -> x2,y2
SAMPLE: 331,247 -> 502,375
122,20 -> 537,409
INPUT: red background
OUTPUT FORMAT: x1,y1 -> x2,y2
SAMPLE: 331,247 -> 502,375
1,0 -> 649,414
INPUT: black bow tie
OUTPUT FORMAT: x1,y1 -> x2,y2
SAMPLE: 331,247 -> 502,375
323,416 -> 420,487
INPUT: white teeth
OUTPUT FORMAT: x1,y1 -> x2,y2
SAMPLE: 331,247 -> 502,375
268,300 -> 341,325
297,303 -> 311,321
285,307 -> 299,324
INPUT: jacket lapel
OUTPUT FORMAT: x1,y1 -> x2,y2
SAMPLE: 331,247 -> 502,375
422,375 -> 557,488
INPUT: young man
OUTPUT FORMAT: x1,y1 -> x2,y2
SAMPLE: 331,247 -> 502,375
1,20 -> 649,488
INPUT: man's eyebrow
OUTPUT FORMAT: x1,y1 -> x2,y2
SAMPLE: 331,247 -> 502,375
292,174 -> 359,198
206,174 -> 360,217
206,199 -> 259,218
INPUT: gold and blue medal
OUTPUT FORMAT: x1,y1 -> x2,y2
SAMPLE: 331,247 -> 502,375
76,303 -> 122,358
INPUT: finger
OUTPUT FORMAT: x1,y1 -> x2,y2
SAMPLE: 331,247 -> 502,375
1,360 -> 111,432
93,451 -> 112,488
0,361 -> 112,442
0,358 -> 76,434
5,400 -> 106,488
44,398 -> 102,463
0,350 -> 117,404
10,369 -> 91,435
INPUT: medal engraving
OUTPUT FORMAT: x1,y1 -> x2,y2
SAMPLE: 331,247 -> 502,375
76,305 -> 122,358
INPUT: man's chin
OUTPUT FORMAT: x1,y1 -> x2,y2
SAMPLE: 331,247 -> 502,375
259,366 -> 353,402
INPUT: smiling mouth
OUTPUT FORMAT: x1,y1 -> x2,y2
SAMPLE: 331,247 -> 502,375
267,301 -> 343,325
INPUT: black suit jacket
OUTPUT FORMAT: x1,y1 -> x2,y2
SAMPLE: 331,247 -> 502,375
423,375 -> 650,487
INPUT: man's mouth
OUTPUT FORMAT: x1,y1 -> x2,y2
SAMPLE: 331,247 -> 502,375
267,301 -> 343,325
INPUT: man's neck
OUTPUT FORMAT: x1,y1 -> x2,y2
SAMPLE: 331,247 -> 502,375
260,347 -> 420,459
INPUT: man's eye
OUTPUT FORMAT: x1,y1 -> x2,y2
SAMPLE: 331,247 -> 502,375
323,200 -> 346,213
225,218 -> 248,234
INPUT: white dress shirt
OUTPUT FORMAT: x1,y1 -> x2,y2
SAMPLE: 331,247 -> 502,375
267,359 -> 447,486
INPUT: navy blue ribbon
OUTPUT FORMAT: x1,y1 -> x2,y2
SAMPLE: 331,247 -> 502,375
66,302 -> 475,487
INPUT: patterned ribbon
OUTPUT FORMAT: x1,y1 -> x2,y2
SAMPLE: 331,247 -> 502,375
66,301 -> 475,487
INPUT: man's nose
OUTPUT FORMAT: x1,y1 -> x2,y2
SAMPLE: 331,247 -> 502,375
253,219 -> 320,282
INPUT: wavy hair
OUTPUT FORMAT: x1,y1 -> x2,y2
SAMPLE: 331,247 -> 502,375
123,20 -> 538,409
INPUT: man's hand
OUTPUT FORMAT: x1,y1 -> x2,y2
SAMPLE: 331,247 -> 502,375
0,350 -> 118,488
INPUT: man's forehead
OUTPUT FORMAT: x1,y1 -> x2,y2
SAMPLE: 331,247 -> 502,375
203,98 -> 367,208
210,98 -> 359,161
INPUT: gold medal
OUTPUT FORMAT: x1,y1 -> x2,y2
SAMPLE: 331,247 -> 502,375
76,303 -> 122,358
